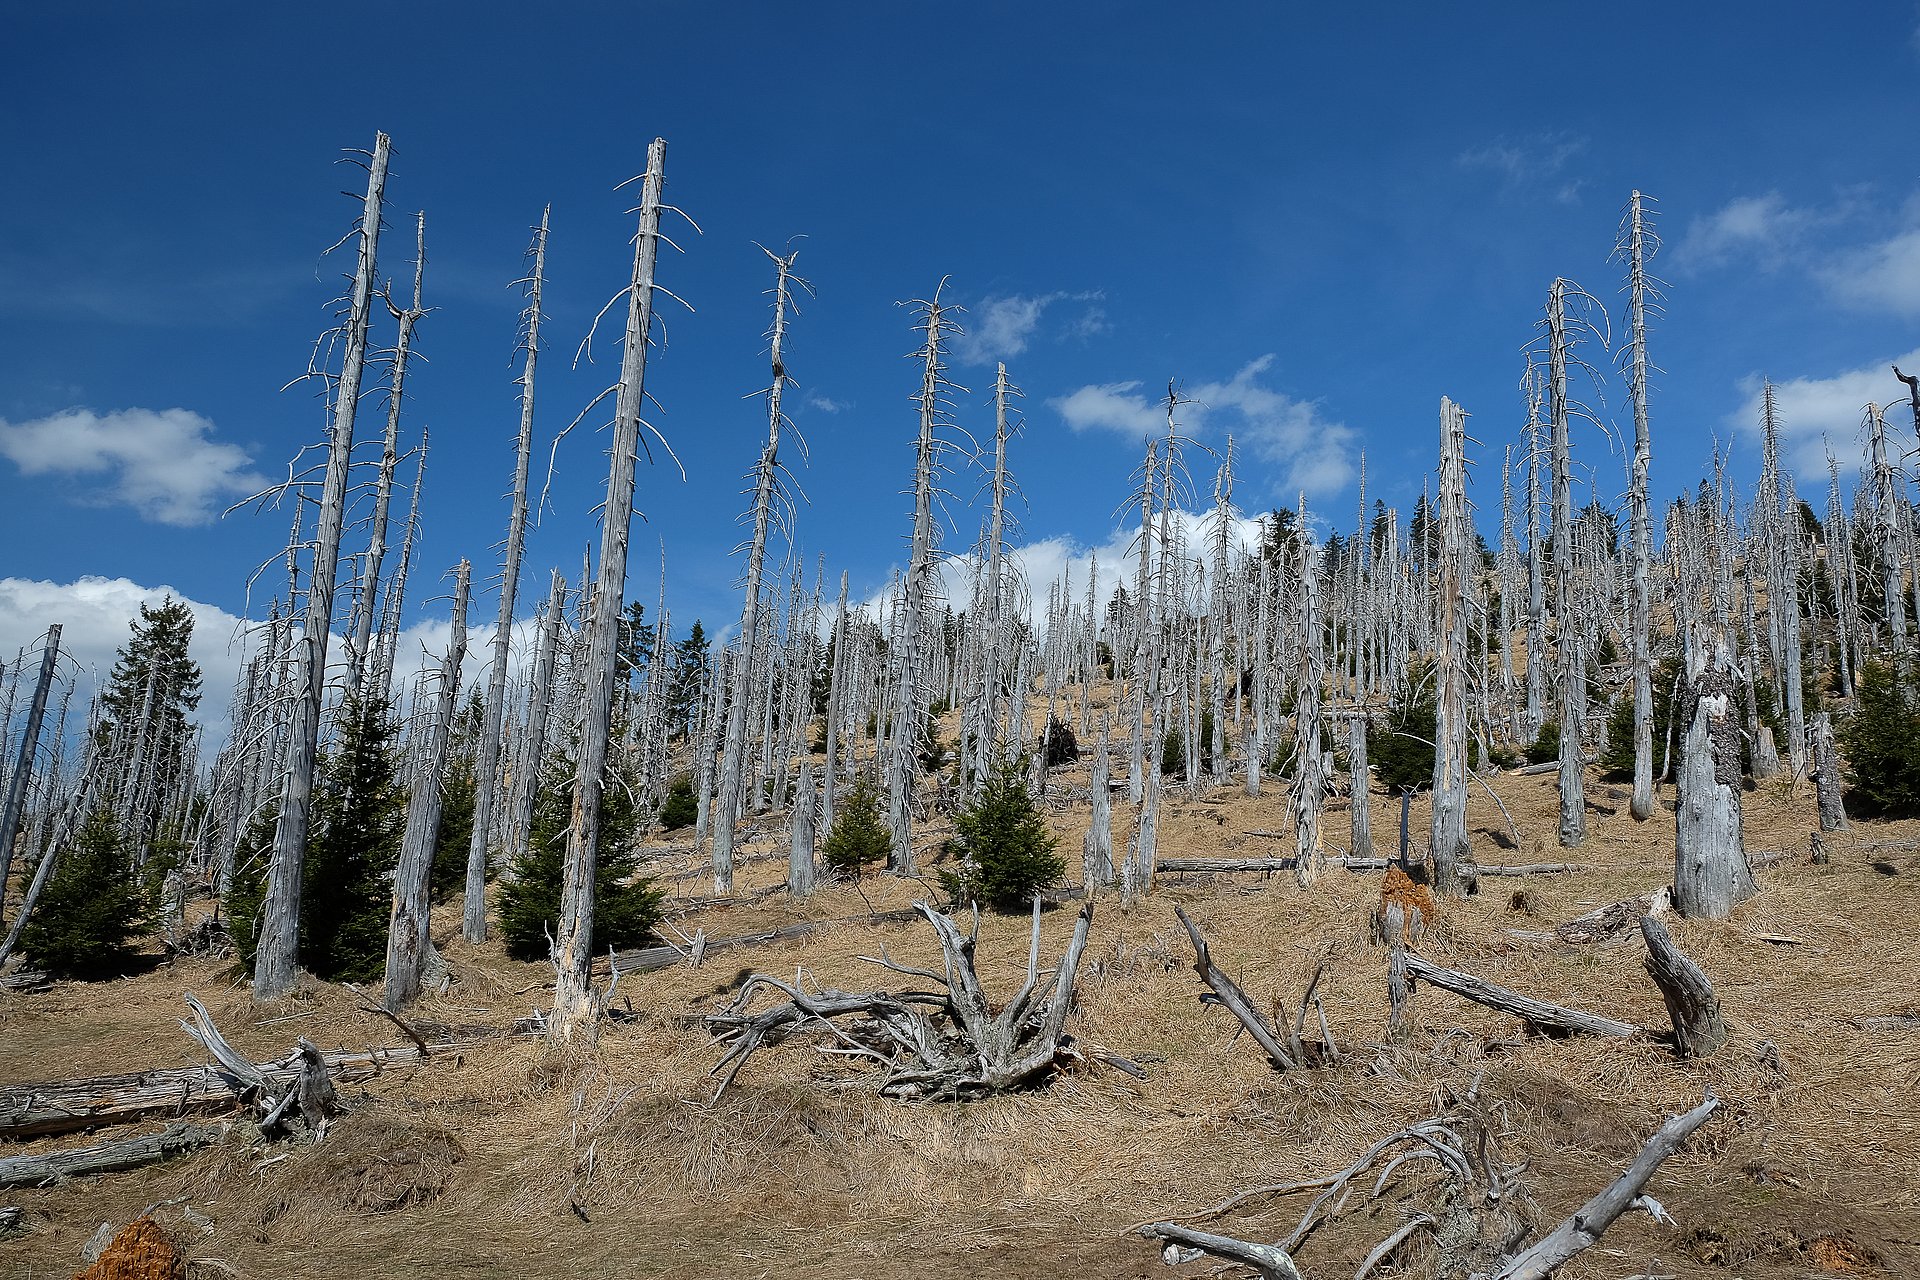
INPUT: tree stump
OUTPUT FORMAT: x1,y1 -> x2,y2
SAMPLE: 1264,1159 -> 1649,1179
1673,634 -> 1757,919
1640,916 -> 1726,1057
1812,711 -> 1846,832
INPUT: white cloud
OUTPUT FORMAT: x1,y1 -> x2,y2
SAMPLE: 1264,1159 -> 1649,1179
1188,356 -> 1359,497
1456,133 -> 1587,195
0,407 -> 267,525
1674,192 -> 1817,270
1726,347 -> 1920,480
1050,380 -> 1165,437
1819,226 -> 1920,314
804,392 -> 852,414
951,291 -> 1105,366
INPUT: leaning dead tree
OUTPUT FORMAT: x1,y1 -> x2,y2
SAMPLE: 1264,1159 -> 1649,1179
705,900 -> 1093,1101
552,137 -> 672,1044
0,624 -> 59,920
384,560 -> 469,1011
466,205 -> 549,944
1174,904 -> 1334,1071
256,131 -> 391,1001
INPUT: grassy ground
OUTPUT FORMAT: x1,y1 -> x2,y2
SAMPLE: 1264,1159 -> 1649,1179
4,749 -> 1919,1279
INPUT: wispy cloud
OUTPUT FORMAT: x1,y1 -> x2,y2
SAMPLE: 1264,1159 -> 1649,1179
1675,188 -> 1920,314
1726,347 -> 1920,480
804,391 -> 852,414
0,407 -> 267,525
1457,132 -> 1587,201
951,290 -> 1106,365
1674,192 -> 1822,270
1819,225 -> 1920,314
1049,380 -> 1164,438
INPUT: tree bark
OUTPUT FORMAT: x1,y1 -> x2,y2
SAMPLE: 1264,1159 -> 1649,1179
1812,710 -> 1845,831
0,624 -> 59,920
1639,915 -> 1726,1057
1672,632 -> 1757,919
1402,953 -> 1638,1038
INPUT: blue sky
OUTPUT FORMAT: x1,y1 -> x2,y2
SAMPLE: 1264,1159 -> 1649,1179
3,3 -> 1918,716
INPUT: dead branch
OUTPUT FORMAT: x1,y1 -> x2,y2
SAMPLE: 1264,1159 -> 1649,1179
0,1122 -> 224,1189
1401,953 -> 1640,1038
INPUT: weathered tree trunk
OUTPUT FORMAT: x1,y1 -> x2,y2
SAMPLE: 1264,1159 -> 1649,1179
1431,396 -> 1471,895
0,624 -> 59,920
256,130 -> 390,1002
0,1122 -> 223,1189
1812,710 -> 1845,831
504,570 -> 566,869
820,572 -> 849,834
551,137 -> 668,1045
788,759 -> 816,896
1547,280 -> 1588,849
1293,519 -> 1326,889
466,206 -> 548,943
1621,191 -> 1659,820
1402,953 -> 1639,1038
1084,714 -> 1113,889
1347,714 -> 1372,859
384,560 -> 469,1012
1672,632 -> 1757,919
1639,915 -> 1726,1057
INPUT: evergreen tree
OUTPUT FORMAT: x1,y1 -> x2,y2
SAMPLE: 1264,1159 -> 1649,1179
497,754 -> 663,962
1368,661 -> 1438,791
95,597 -> 202,859
225,808 -> 276,970
1841,657 -> 1920,818
300,695 -> 405,982
19,807 -> 154,980
941,756 -> 1065,912
657,773 -> 698,830
430,755 -> 478,904
665,619 -> 711,738
820,774 -> 890,877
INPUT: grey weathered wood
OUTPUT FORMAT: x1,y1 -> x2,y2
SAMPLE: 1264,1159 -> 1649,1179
384,561 -> 469,1010
1431,396 -> 1471,895
1812,710 -> 1846,832
1137,1222 -> 1304,1280
552,137 -> 668,1045
1621,190 -> 1659,821
1386,904 -> 1411,1038
1673,632 -> 1757,919
788,760 -> 816,896
1083,714 -> 1113,889
1640,915 -> 1726,1057
0,624 -> 59,920
0,1122 -> 223,1189
1402,953 -> 1638,1038
1493,1095 -> 1720,1279
1347,714 -> 1373,859
1173,904 -> 1298,1071
256,131 -> 391,1001
1547,279 -> 1588,850
466,205 -> 549,943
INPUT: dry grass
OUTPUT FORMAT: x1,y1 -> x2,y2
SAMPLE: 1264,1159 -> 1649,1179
4,752 -> 1920,1279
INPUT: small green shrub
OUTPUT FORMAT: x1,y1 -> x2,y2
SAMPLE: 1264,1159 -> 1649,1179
1841,657 -> 1920,818
498,760 -> 663,963
939,757 -> 1065,912
821,774 -> 891,876
19,807 -> 154,980
1526,720 -> 1561,766
658,774 -> 698,831
1368,664 -> 1437,792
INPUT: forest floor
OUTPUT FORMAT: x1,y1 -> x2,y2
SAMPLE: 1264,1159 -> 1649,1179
4,747 -> 1920,1279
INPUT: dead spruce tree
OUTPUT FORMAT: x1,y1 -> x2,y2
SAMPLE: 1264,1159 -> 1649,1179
256,131 -> 391,1001
464,208 -> 548,942
1672,629 -> 1757,919
1292,509 -> 1327,889
0,625 -> 60,919
345,210 -> 427,708
383,561 -> 468,1010
885,291 -> 961,875
551,138 -> 673,1044
1616,190 -> 1662,819
713,247 -> 808,893
1431,396 -> 1472,896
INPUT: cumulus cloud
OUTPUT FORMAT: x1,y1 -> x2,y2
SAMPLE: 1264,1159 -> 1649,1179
1456,132 -> 1587,199
1674,192 -> 1819,270
1675,189 -> 1920,314
1049,380 -> 1165,438
1819,226 -> 1920,314
0,407 -> 267,525
1725,347 -> 1920,480
951,291 -> 1106,365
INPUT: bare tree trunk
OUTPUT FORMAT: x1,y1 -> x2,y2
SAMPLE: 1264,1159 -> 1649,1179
462,208 -> 548,941
504,570 -> 566,871
1672,631 -> 1757,919
0,625 -> 59,921
1621,191 -> 1659,820
788,759 -> 816,895
1812,710 -> 1845,831
385,560 -> 468,1010
1084,713 -> 1113,890
1293,521 -> 1326,889
714,249 -> 803,893
1548,281 -> 1587,848
1431,397 -> 1471,895
255,131 -> 390,1001
551,138 -> 667,1045
1639,914 -> 1726,1057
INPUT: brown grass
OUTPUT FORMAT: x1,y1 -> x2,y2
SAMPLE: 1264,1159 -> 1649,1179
4,752 -> 1920,1279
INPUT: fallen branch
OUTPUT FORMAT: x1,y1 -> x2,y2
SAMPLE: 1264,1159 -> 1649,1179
1174,904 -> 1310,1070
1402,953 -> 1640,1038
0,1122 -> 224,1189
1493,1095 -> 1721,1279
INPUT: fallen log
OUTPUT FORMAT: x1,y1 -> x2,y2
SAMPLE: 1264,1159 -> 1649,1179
1402,953 -> 1639,1038
1470,862 -> 1588,877
0,971 -> 49,993
1493,1096 -> 1721,1279
0,1122 -> 223,1188
1162,855 -> 1580,878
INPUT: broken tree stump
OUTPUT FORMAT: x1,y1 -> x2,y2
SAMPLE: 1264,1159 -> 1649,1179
1640,915 -> 1727,1057
1813,711 -> 1846,832
1173,904 -> 1333,1070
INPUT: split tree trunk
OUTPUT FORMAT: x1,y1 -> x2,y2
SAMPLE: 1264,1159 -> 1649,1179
1672,631 -> 1757,919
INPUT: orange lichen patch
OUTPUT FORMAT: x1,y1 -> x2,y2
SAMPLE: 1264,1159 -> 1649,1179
73,1218 -> 183,1280
1809,1235 -> 1877,1275
1374,865 -> 1436,941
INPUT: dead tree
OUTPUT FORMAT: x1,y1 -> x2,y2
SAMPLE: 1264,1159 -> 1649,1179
1431,396 -> 1472,895
1672,630 -> 1757,919
1617,190 -> 1661,819
1292,514 -> 1327,889
1347,713 -> 1373,859
1546,279 -> 1587,849
1173,905 -> 1333,1071
552,137 -> 671,1044
0,624 -> 59,919
1812,710 -> 1845,831
384,561 -> 469,1011
1866,401 -> 1907,653
466,206 -> 549,943
1639,914 -> 1726,1057
788,759 -> 816,895
504,569 -> 567,865
1084,714 -> 1114,889
704,900 -> 1094,1100
715,247 -> 807,894
255,131 -> 391,1002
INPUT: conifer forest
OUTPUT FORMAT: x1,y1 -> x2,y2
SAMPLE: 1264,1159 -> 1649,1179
4,12 -> 1920,1278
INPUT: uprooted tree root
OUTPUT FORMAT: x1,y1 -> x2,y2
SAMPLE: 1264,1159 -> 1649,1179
1138,1078 -> 1721,1280
703,899 -> 1093,1100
